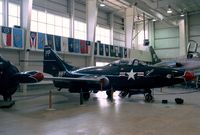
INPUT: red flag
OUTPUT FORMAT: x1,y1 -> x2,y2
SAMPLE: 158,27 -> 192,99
80,40 -> 86,53
30,32 -> 37,49
2,27 -> 12,47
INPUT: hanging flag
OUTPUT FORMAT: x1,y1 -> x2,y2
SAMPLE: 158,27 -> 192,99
119,47 -> 123,58
1,27 -> 12,47
62,37 -> 68,52
105,44 -> 109,56
110,45 -> 114,57
114,46 -> 119,57
30,31 -> 37,50
99,43 -> 104,56
80,40 -> 86,54
38,32 -> 46,50
47,34 -> 54,50
54,35 -> 61,51
73,39 -> 80,53
13,28 -> 23,48
94,42 -> 98,55
124,48 -> 127,58
68,38 -> 74,52
86,41 -> 91,54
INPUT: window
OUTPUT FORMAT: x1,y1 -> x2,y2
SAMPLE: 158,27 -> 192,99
31,9 -> 70,37
74,20 -> 86,40
8,3 -> 20,27
0,0 -> 2,25
96,26 -> 110,44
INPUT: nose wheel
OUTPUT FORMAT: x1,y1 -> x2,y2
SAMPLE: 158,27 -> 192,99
3,95 -> 12,102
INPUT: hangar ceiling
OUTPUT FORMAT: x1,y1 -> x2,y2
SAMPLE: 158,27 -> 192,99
98,0 -> 200,21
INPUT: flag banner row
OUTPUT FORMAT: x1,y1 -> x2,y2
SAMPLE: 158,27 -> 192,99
94,41 -> 127,58
0,26 -> 24,49
0,26 -> 128,58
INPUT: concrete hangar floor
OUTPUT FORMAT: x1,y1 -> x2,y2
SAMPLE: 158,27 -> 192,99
0,85 -> 200,135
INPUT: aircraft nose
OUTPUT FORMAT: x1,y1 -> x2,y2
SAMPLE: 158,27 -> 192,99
32,72 -> 44,82
183,71 -> 195,81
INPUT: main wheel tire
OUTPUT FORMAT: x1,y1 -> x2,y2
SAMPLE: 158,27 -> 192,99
3,95 -> 12,101
83,92 -> 90,101
119,91 -> 128,98
145,94 -> 153,103
106,90 -> 112,98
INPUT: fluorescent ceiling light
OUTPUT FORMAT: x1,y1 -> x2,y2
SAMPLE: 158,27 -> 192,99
180,11 -> 185,17
167,8 -> 172,14
100,3 -> 105,7
100,0 -> 105,7
167,5 -> 173,14
180,14 -> 184,17
152,18 -> 156,22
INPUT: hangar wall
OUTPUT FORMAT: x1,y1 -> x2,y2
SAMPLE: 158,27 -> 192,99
188,13 -> 200,51
113,15 -> 125,47
153,21 -> 180,59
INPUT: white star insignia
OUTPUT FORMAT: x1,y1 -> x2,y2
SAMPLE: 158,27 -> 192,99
127,69 -> 136,80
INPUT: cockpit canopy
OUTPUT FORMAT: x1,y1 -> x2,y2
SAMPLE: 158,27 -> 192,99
108,59 -> 146,66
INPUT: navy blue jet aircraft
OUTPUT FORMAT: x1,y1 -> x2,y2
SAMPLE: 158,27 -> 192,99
0,56 -> 44,101
43,46 -> 195,102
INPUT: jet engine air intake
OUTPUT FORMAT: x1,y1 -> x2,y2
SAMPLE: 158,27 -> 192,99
183,71 -> 195,81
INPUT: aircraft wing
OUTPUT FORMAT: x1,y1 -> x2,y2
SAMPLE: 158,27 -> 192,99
44,76 -> 109,88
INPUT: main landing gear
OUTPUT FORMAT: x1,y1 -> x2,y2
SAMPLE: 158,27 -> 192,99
0,95 -> 15,108
119,89 -> 154,103
144,93 -> 153,103
3,95 -> 12,102
80,89 -> 90,105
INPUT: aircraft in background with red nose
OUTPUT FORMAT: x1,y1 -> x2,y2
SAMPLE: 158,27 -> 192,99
0,56 -> 44,101
150,40 -> 200,87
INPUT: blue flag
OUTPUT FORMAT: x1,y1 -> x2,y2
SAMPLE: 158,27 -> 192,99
38,32 -> 46,49
73,39 -> 80,53
13,28 -> 23,48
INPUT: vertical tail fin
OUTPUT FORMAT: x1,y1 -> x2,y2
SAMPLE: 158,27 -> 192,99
149,46 -> 161,64
43,46 -> 75,76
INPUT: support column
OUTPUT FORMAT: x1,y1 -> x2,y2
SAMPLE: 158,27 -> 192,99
20,0 -> 33,95
179,19 -> 186,56
2,0 -> 8,26
86,0 -> 98,66
69,0 -> 75,38
109,13 -> 114,45
149,21 -> 155,48
125,6 -> 135,48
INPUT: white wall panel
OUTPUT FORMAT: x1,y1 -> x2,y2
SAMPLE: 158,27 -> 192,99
155,49 -> 180,59
189,14 -> 200,26
154,21 -> 179,58
189,14 -> 200,44
190,25 -> 200,36
155,28 -> 179,39
74,0 -> 86,21
33,0 -> 68,15
113,15 -> 125,46
97,10 -> 109,27
155,38 -> 179,49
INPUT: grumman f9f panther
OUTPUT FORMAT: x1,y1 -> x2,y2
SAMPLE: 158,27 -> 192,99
43,46 -> 195,102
